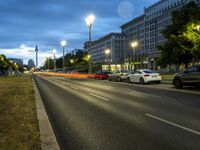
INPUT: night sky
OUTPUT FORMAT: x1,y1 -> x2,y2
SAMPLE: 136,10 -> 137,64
0,0 -> 158,64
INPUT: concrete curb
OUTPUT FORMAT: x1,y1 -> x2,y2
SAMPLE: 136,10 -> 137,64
161,80 -> 172,84
32,78 -> 60,150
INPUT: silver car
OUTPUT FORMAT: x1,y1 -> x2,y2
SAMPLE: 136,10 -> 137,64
107,70 -> 130,82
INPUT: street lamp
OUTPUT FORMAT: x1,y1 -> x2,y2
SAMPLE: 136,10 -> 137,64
60,40 -> 67,71
70,59 -> 74,64
197,25 -> 200,31
86,14 -> 95,74
52,49 -> 56,72
131,41 -> 138,71
105,49 -> 110,70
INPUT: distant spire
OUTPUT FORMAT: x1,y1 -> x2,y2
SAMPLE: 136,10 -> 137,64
35,45 -> 39,66
35,45 -> 39,52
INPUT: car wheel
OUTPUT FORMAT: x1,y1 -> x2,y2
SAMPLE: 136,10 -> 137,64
117,77 -> 121,82
107,77 -> 111,81
156,81 -> 161,84
126,77 -> 131,83
174,79 -> 182,89
140,77 -> 145,84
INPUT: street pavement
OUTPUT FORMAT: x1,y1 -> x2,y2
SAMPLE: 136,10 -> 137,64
34,74 -> 200,150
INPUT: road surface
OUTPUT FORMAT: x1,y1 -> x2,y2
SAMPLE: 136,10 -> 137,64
34,74 -> 200,150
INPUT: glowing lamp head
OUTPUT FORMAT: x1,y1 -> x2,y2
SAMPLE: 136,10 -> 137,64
87,54 -> 91,59
131,41 -> 138,48
70,59 -> 74,63
105,49 -> 110,54
197,25 -> 200,31
86,14 -> 95,27
60,40 -> 67,47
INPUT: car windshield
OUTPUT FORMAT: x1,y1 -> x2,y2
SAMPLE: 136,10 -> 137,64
121,70 -> 129,73
142,70 -> 156,74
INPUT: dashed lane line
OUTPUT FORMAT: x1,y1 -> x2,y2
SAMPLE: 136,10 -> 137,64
89,93 -> 110,101
146,114 -> 200,136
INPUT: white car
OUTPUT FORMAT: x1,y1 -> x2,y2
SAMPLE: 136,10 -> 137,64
126,69 -> 161,84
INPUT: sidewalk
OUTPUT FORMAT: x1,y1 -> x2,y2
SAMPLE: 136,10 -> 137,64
161,80 -> 172,84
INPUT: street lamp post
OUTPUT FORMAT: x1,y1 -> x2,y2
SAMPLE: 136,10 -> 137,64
52,49 -> 56,72
86,14 -> 95,74
60,40 -> 67,71
105,49 -> 110,70
131,41 -> 138,71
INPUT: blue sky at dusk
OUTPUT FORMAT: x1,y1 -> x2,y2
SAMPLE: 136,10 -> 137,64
0,0 -> 158,64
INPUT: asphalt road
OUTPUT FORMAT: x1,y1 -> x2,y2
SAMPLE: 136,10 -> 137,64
34,74 -> 200,150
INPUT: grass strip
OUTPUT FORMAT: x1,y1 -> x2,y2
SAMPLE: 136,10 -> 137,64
0,75 -> 41,150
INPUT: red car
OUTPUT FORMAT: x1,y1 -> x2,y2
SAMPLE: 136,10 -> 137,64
94,71 -> 112,79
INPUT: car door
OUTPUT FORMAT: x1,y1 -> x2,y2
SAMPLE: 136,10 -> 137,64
183,66 -> 199,84
132,71 -> 142,83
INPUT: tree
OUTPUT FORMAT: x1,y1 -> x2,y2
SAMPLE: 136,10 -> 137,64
0,54 -> 19,75
158,1 -> 200,68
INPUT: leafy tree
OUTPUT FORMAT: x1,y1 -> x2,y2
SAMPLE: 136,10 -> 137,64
158,1 -> 200,68
0,54 -> 19,74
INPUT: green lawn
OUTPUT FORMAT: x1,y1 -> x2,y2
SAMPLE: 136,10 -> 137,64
0,75 -> 41,150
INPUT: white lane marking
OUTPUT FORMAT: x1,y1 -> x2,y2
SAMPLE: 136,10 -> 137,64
70,86 -> 79,90
89,93 -> 109,101
146,114 -> 200,136
129,91 -> 161,98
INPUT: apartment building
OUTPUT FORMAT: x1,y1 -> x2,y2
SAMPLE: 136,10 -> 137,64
9,58 -> 23,68
89,33 -> 126,71
84,0 -> 199,71
144,0 -> 199,70
121,0 -> 199,70
120,15 -> 146,70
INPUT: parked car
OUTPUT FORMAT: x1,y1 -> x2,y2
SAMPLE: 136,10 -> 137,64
126,69 -> 161,84
94,70 -> 112,79
107,70 -> 130,81
172,65 -> 200,89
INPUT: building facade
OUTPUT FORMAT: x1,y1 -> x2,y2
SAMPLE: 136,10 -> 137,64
89,33 -> 126,71
121,0 -> 200,70
28,59 -> 35,69
84,0 -> 200,71
9,58 -> 23,68
120,15 -> 146,70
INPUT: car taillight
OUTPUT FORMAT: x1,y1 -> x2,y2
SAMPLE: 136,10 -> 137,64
144,74 -> 149,77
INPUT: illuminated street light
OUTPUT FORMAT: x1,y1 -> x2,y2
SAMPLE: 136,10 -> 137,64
52,49 -> 56,72
70,59 -> 74,64
60,40 -> 67,71
197,25 -> 200,31
130,41 -> 139,71
105,49 -> 110,55
105,48 -> 111,71
87,54 -> 91,59
85,14 -> 95,74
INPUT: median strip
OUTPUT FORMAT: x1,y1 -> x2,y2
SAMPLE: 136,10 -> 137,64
145,114 -> 200,136
89,93 -> 109,101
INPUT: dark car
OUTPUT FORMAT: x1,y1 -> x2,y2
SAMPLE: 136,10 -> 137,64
94,70 -> 112,79
173,65 -> 200,89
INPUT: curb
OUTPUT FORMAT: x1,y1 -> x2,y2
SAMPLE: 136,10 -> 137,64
161,80 -> 172,84
32,78 -> 60,150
